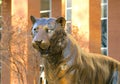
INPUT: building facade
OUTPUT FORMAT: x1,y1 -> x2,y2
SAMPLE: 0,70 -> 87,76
0,0 -> 120,84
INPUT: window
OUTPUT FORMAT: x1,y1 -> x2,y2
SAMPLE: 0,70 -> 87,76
40,0 -> 51,18
39,0 -> 51,84
101,0 -> 108,55
66,0 -> 72,33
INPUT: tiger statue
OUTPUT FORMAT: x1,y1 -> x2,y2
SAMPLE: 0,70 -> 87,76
30,15 -> 120,84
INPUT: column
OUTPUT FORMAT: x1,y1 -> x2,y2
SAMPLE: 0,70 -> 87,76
89,0 -> 101,53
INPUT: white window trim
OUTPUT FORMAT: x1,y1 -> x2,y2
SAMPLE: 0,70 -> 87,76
101,17 -> 108,20
66,7 -> 72,10
101,47 -> 108,49
101,3 -> 108,6
66,21 -> 71,23
40,10 -> 51,13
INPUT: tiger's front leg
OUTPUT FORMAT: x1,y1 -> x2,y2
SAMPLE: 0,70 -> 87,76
109,71 -> 120,84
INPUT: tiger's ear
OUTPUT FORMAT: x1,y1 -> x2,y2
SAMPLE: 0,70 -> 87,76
56,17 -> 66,28
30,15 -> 36,24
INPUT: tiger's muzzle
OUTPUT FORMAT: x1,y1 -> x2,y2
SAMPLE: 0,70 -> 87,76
32,28 -> 50,55
32,40 -> 50,50
32,39 -> 50,56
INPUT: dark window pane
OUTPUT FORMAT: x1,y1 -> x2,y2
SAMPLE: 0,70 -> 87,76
101,5 -> 107,18
40,0 -> 50,11
67,0 -> 72,8
102,0 -> 107,3
40,12 -> 50,18
67,9 -> 71,21
101,19 -> 107,47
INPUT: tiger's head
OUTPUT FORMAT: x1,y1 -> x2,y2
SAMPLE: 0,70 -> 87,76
30,16 -> 67,57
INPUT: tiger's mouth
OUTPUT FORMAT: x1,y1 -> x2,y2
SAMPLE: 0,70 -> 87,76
32,41 -> 50,57
39,47 -> 50,57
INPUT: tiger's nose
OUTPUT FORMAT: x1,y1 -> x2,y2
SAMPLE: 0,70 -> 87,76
39,40 -> 50,49
32,40 -> 50,49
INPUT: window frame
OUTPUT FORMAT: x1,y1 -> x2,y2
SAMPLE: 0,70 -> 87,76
101,0 -> 108,55
65,0 -> 72,33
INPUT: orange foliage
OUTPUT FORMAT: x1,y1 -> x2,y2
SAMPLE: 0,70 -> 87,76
71,25 -> 89,52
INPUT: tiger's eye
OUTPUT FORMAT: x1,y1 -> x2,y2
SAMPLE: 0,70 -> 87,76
34,27 -> 39,32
